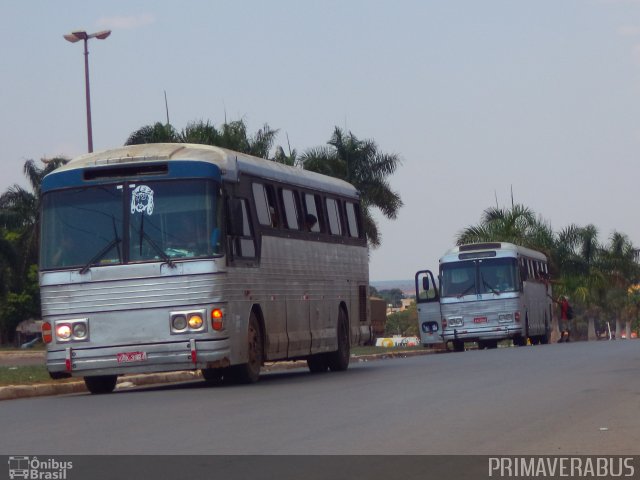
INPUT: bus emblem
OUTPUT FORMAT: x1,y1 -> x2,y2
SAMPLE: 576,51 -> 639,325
131,185 -> 155,215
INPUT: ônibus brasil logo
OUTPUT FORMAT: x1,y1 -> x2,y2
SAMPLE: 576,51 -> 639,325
8,456 -> 73,479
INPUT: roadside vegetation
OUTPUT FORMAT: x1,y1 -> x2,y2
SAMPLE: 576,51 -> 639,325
0,365 -> 53,386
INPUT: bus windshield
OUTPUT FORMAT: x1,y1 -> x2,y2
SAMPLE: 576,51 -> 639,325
440,257 -> 518,297
41,179 -> 221,270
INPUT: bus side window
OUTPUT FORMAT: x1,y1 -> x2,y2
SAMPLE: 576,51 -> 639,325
303,193 -> 322,233
325,198 -> 343,236
280,188 -> 300,230
234,198 -> 255,258
519,258 -> 529,281
252,183 -> 280,228
345,201 -> 361,238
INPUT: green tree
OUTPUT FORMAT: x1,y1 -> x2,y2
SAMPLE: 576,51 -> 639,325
0,157 -> 68,278
385,303 -> 418,336
126,119 -> 280,159
457,204 -> 554,258
301,127 -> 403,247
125,122 -> 179,144
0,157 -> 67,344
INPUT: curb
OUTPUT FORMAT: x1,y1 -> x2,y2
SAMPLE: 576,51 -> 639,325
0,349 -> 436,401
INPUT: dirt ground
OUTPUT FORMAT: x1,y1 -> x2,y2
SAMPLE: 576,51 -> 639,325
0,351 -> 45,367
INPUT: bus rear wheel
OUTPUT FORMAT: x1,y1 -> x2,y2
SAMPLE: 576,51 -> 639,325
84,375 -> 117,394
228,312 -> 263,384
327,308 -> 350,372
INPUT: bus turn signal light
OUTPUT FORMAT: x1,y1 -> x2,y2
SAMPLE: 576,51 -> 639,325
211,308 -> 224,331
42,322 -> 53,344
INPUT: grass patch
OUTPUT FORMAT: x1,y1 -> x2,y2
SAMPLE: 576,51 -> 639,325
0,365 -> 59,386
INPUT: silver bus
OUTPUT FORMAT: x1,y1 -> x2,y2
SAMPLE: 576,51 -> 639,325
416,242 -> 552,351
39,143 -> 370,393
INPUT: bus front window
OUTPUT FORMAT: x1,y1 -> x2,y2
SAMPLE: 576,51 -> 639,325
128,180 -> 220,262
41,186 -> 123,270
478,258 -> 518,294
440,261 -> 476,297
40,179 -> 221,270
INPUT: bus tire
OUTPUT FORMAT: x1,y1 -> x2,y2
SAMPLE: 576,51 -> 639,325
307,354 -> 329,373
229,312 -> 263,384
452,340 -> 464,352
84,375 -> 117,394
327,308 -> 350,372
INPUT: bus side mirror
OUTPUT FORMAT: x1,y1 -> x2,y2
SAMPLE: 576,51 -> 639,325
422,276 -> 429,291
227,199 -> 244,236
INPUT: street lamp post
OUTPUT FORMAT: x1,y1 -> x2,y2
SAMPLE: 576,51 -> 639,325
63,30 -> 111,153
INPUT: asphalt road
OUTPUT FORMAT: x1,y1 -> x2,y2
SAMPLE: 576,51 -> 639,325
1,340 -> 638,455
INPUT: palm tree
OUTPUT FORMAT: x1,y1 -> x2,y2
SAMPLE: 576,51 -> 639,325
125,122 -> 179,145
126,119 -> 280,159
457,204 -> 554,257
600,232 -> 640,337
0,157 -> 68,279
300,127 -> 403,248
552,224 -> 609,340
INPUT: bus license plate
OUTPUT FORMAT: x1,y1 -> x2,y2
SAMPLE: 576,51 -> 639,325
473,317 -> 488,324
117,351 -> 148,363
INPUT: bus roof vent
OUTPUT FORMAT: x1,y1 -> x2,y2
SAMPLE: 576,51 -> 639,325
459,242 -> 502,252
83,163 -> 169,181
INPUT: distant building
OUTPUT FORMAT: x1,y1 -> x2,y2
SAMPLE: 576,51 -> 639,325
370,297 -> 387,339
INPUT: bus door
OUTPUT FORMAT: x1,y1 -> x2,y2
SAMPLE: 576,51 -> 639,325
415,270 -> 443,346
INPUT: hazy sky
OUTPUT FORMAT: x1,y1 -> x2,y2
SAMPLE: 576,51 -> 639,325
2,1 -> 640,281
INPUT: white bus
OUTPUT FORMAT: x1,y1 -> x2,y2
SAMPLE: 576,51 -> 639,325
416,242 -> 552,351
39,143 -> 370,393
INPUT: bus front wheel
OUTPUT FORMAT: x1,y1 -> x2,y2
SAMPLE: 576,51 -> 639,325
228,312 -> 263,384
84,375 -> 117,394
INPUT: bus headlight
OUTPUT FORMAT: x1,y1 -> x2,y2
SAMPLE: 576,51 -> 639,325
170,310 -> 207,334
172,314 -> 188,331
56,324 -> 72,340
54,318 -> 89,342
448,317 -> 463,327
188,314 -> 204,329
72,322 -> 88,338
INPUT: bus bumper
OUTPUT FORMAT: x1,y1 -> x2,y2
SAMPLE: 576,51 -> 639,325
442,325 -> 523,342
45,337 -> 231,377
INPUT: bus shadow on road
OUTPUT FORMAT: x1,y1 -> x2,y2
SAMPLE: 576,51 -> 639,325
109,364 -> 372,395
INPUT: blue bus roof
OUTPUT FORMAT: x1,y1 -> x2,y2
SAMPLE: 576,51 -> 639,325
43,143 -> 359,198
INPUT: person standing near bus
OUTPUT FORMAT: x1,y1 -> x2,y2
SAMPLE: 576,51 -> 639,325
557,296 -> 572,343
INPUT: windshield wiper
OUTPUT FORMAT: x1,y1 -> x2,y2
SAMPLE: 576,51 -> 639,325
136,215 -> 175,268
457,283 -> 476,298
481,274 -> 500,295
140,229 -> 175,268
79,238 -> 122,274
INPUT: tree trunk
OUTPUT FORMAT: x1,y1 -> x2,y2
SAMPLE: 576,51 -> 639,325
615,318 -> 622,340
625,321 -> 632,340
587,317 -> 597,341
